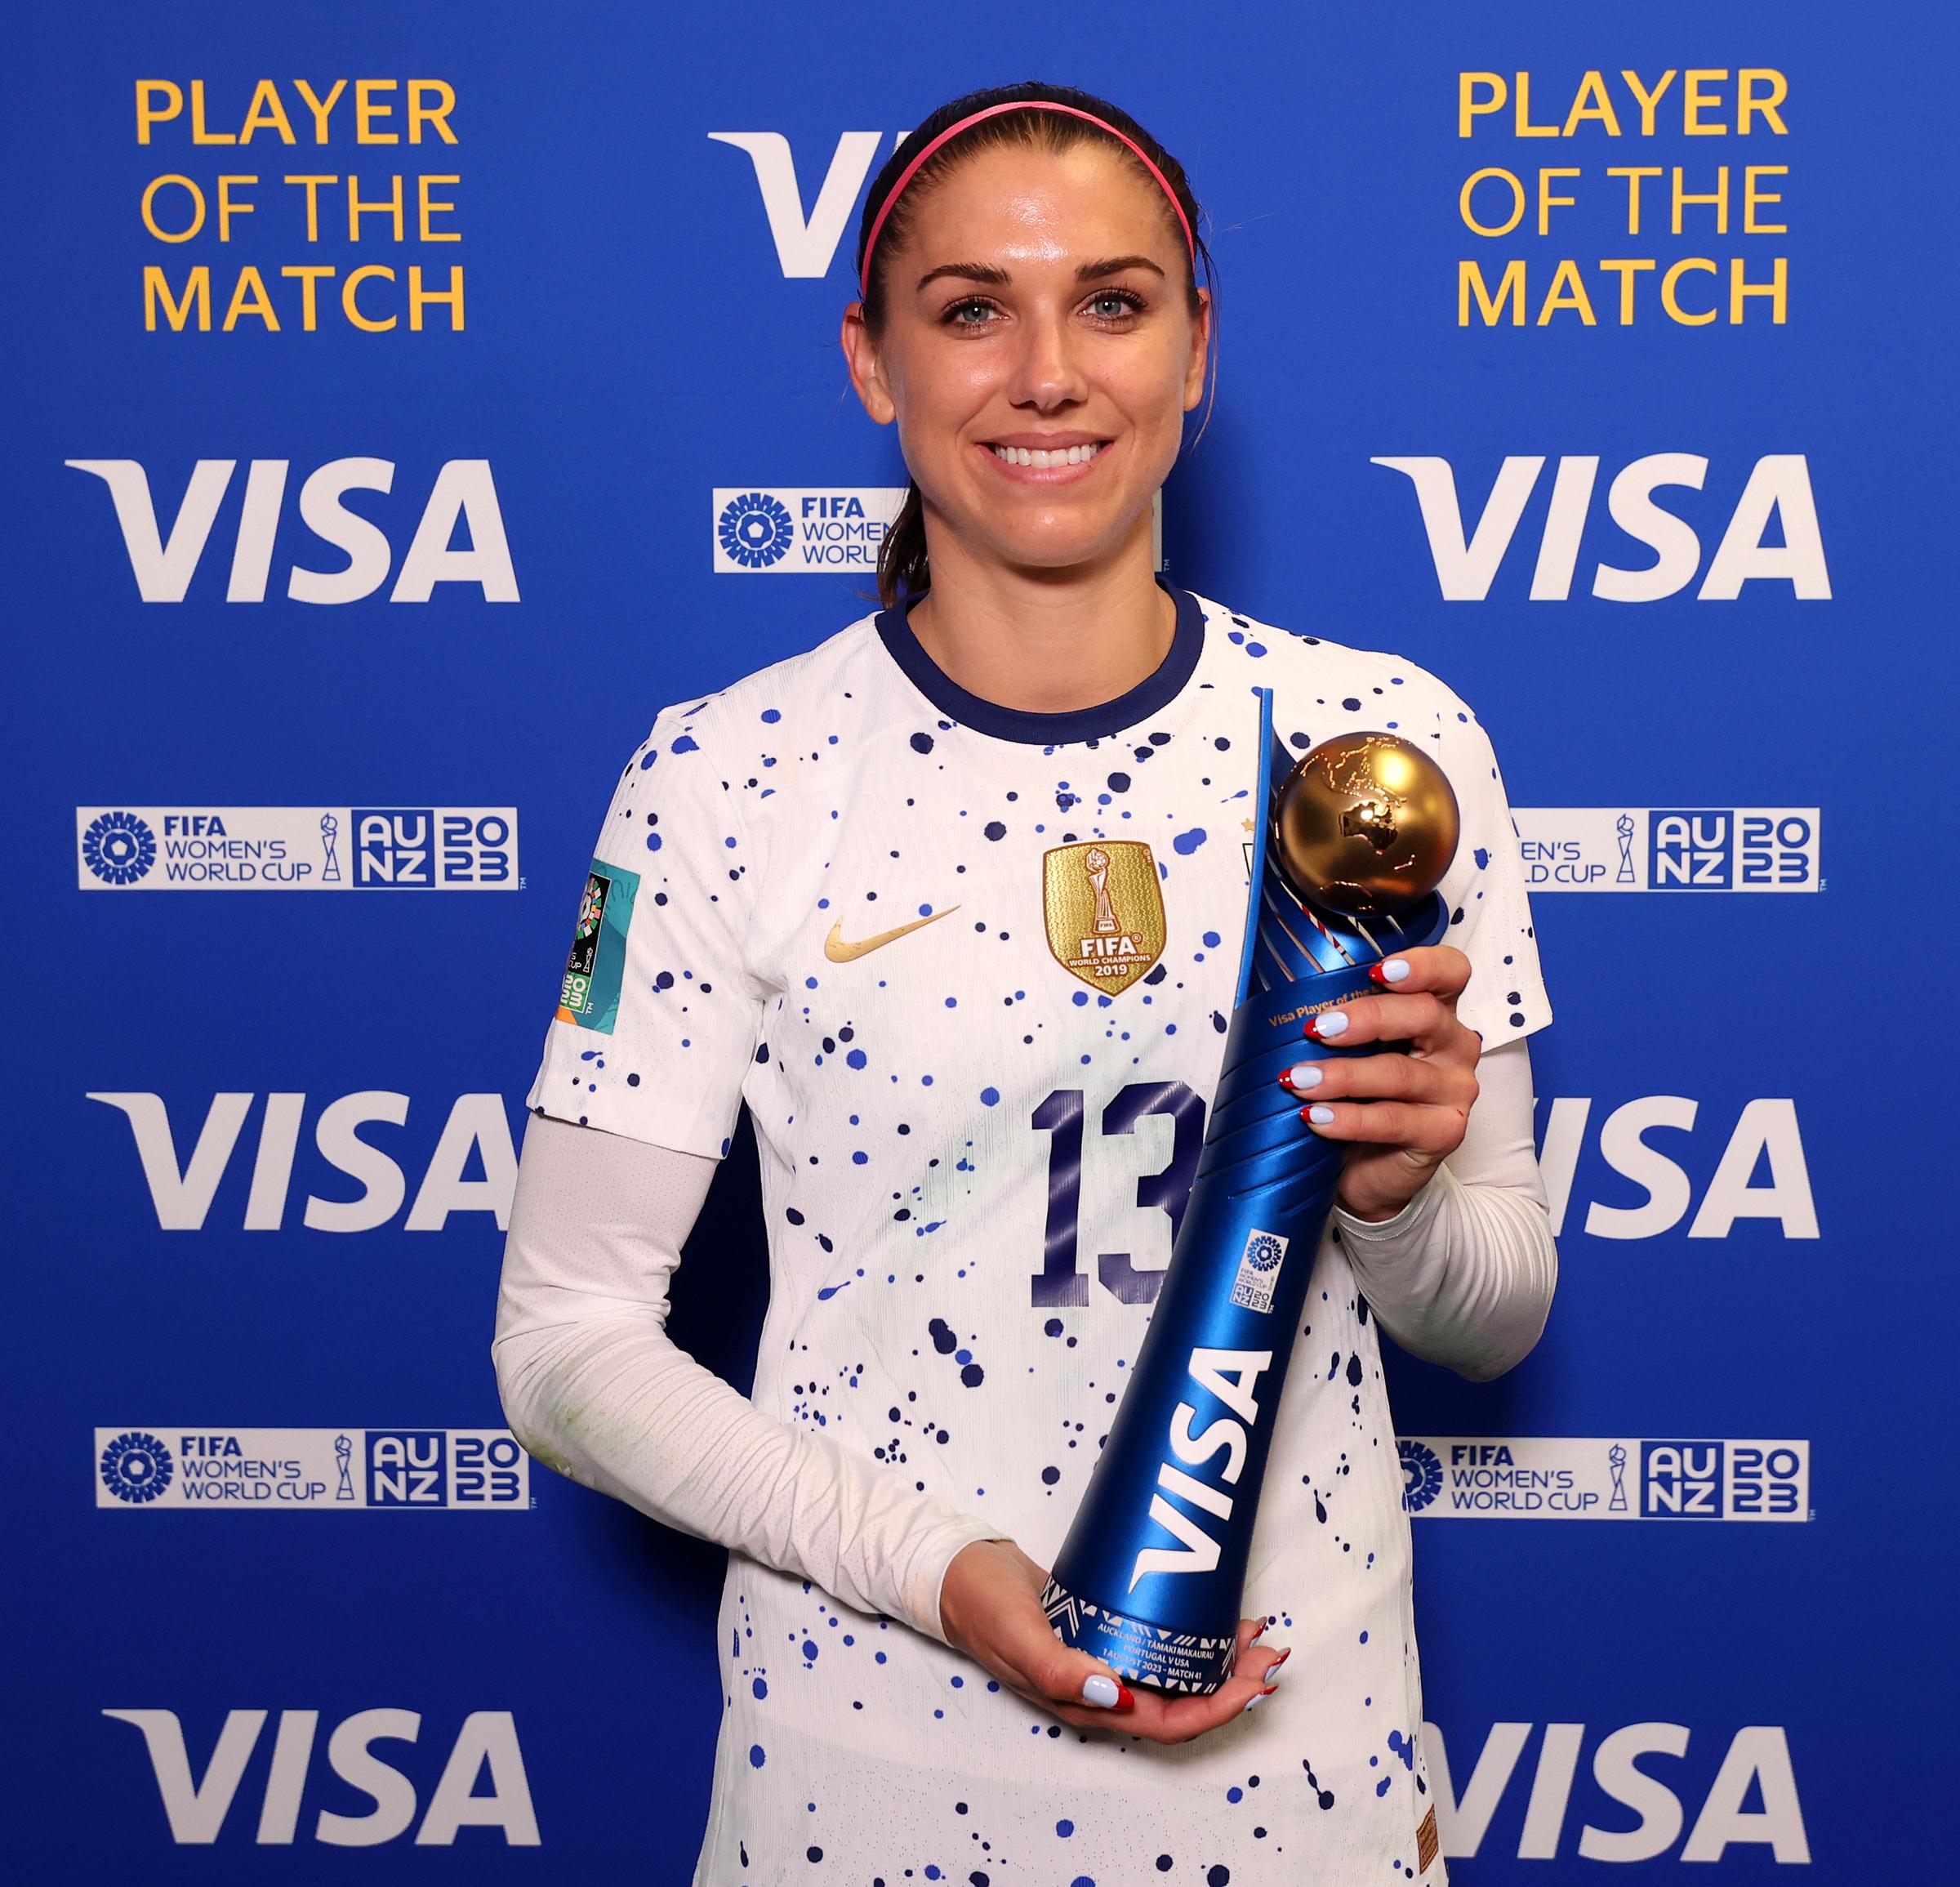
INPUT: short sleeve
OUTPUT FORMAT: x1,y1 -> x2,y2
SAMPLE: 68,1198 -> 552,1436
1428,694 -> 1553,1048
524,705 -> 765,1159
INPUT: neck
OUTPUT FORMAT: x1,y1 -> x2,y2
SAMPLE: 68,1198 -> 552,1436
902,512 -> 1174,713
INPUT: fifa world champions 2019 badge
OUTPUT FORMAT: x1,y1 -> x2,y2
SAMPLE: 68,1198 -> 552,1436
1042,840 -> 1165,995
1039,692 -> 1461,1694
556,859 -> 639,1033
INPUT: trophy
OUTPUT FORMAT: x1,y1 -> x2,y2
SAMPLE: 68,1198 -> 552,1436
1040,689 -> 1461,1693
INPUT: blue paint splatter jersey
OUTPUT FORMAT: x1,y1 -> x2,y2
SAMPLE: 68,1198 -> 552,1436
528,582 -> 1550,1886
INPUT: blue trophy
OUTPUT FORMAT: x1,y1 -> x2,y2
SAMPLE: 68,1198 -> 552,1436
1041,689 -> 1461,1693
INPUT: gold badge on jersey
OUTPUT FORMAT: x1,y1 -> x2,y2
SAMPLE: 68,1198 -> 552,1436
1042,841 -> 1165,996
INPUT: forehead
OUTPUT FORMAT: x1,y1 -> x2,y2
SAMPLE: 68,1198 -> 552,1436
898,141 -> 1180,268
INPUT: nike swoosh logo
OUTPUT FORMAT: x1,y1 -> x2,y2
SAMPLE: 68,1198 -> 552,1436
823,906 -> 959,961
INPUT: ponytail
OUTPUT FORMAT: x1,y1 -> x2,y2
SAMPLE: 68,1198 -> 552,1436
877,484 -> 929,611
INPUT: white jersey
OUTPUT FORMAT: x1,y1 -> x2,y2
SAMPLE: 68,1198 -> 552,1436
528,582 -> 1550,1886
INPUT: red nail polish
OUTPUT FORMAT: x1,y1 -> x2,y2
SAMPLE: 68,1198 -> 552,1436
1271,1646 -> 1293,1668
1259,1684 -> 1279,1697
1367,962 -> 1392,986
1298,1106 -> 1313,1123
1115,1681 -> 1136,1709
1303,1015 -> 1323,1040
1276,1069 -> 1295,1091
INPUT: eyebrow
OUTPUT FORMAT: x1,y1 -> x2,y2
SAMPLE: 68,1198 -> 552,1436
913,254 -> 1168,293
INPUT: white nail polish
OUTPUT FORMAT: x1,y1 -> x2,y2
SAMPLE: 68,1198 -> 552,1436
1286,1064 -> 1323,1090
1313,1010 -> 1350,1037
1080,1674 -> 1120,1709
1242,1689 -> 1274,1713
1308,1104 -> 1335,1126
1381,958 -> 1411,984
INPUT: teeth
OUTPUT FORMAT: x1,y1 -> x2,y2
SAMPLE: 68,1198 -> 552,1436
991,443 -> 1102,467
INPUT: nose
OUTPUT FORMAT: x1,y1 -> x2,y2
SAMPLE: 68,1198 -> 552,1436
1007,305 -> 1089,412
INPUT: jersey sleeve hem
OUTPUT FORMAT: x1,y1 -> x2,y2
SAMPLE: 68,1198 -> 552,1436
908,1518 -> 1018,1648
523,1053 -> 741,1162
1455,986 -> 1555,1049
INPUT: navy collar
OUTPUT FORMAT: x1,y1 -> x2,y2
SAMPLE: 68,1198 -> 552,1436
874,580 -> 1205,745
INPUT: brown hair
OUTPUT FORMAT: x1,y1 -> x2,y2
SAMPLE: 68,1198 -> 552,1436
853,80 -> 1217,608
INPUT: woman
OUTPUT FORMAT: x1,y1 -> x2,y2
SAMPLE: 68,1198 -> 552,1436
497,80 -> 1556,1885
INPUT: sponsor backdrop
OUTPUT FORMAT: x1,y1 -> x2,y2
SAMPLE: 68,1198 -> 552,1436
5,0 -> 1949,1876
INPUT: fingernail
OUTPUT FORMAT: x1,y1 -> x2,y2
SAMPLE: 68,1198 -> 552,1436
1278,1064 -> 1323,1093
1306,1010 -> 1349,1039
1267,1648 -> 1293,1679
1306,1104 -> 1335,1126
1242,1686 -> 1279,1713
1080,1674 -> 1121,1709
1370,957 -> 1411,985
1250,1620 -> 1269,1644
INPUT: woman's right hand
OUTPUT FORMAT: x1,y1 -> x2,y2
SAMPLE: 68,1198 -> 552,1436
937,1538 -> 1287,1743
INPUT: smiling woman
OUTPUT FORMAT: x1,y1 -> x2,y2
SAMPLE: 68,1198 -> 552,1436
497,76 -> 1557,1887
839,85 -> 1216,712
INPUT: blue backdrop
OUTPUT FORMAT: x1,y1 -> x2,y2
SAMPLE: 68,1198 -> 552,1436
7,1 -> 1950,1876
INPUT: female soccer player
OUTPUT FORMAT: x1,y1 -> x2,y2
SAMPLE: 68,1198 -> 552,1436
496,79 -> 1556,1885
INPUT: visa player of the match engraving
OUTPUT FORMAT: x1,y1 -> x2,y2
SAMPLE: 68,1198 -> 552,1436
1040,687 -> 1461,1694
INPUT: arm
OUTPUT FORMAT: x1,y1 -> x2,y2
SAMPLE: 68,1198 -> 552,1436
497,1113 -> 1288,1738
491,1112 -> 1007,1644
1330,1034 -> 1557,1381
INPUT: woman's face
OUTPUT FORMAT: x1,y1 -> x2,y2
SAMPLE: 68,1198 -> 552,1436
845,141 -> 1209,578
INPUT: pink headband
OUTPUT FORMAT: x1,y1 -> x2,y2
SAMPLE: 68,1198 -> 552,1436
858,100 -> 1196,299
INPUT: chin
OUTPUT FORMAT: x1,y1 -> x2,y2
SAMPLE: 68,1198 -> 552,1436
993,531 -> 1124,574
925,481 -> 1152,574
980,503 -> 1144,569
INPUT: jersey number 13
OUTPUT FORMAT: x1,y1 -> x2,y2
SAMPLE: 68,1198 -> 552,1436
1028,1082 -> 1206,1309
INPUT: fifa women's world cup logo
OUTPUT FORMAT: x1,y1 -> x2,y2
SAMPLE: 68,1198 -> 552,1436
1040,697 -> 1460,1694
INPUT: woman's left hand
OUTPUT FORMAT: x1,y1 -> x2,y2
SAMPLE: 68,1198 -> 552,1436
1279,944 -> 1481,1224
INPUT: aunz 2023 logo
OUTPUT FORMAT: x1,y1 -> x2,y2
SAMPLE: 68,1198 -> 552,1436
1512,807 -> 1819,892
76,806 -> 517,890
95,1428 -> 529,1510
1398,1436 -> 1809,1522
1640,1441 -> 1806,1519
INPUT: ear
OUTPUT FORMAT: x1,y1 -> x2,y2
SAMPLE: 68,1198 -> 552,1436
1181,285 -> 1212,413
841,302 -> 898,426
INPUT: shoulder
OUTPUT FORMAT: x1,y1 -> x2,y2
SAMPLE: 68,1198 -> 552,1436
1186,587 -> 1493,744
588,616 -> 887,886
618,611 -> 897,782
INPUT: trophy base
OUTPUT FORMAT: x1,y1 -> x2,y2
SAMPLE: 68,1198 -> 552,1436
1040,1576 -> 1240,1695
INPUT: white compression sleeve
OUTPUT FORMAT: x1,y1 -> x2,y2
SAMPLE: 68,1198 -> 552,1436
1329,1035 -> 1558,1382
491,1114 -> 1007,1646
